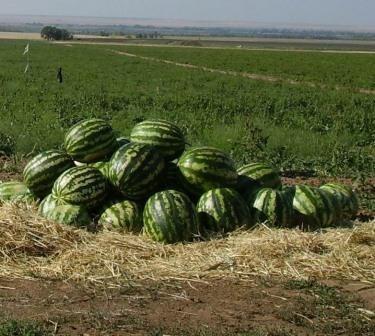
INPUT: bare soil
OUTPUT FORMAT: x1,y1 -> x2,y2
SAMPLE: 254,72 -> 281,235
0,277 -> 374,335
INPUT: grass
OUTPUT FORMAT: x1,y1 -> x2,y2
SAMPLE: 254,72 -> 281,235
110,44 -> 375,89
0,320 -> 49,336
0,40 -> 374,177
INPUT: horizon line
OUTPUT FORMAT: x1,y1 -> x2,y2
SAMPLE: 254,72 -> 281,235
1,13 -> 375,32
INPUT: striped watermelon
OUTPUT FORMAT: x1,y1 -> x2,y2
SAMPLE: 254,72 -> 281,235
99,199 -> 142,232
130,119 -> 185,161
178,147 -> 238,194
64,119 -> 118,163
11,192 -> 38,205
38,194 -> 67,217
143,190 -> 198,244
197,188 -> 251,234
0,181 -> 33,202
90,161 -> 111,180
23,150 -> 74,197
109,143 -> 165,200
291,185 -> 339,229
250,188 -> 293,227
44,204 -> 91,227
52,166 -> 107,208
117,137 -> 130,148
237,163 -> 282,189
320,183 -> 359,218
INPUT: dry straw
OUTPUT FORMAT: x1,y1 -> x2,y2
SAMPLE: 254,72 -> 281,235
0,203 -> 374,286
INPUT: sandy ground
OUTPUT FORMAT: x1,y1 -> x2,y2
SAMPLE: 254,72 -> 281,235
0,32 -> 42,40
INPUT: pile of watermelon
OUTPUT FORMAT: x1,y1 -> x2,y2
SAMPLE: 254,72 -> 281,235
0,119 -> 359,244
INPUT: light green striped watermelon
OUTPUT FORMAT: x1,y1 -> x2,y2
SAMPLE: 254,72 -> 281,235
11,192 -> 38,205
0,181 -> 33,202
109,143 -> 165,200
90,161 -> 111,180
130,119 -> 185,161
197,188 -> 251,234
178,147 -> 238,194
38,194 -> 68,217
237,163 -> 282,190
250,188 -> 293,227
52,166 -> 107,208
143,190 -> 198,244
23,150 -> 74,197
44,204 -> 91,227
291,185 -> 340,229
98,199 -> 142,232
64,119 -> 118,163
320,183 -> 359,218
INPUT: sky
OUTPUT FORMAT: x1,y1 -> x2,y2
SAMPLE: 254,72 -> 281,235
1,0 -> 374,28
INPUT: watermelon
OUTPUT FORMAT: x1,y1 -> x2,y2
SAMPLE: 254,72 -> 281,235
109,143 -> 165,200
98,199 -> 142,232
197,188 -> 251,234
11,192 -> 38,205
291,185 -> 339,229
320,183 -> 359,218
44,204 -> 91,227
90,161 -> 111,180
237,163 -> 282,190
64,118 -> 118,163
0,181 -> 33,202
23,150 -> 74,197
117,137 -> 130,148
52,166 -> 107,208
250,188 -> 294,227
143,190 -> 198,244
38,194 -> 67,217
178,147 -> 238,194
130,119 -> 185,161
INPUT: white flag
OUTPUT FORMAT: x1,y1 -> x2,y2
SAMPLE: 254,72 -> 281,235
24,64 -> 29,73
23,43 -> 29,55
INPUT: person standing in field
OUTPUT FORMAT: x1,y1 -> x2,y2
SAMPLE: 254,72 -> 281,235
57,67 -> 63,83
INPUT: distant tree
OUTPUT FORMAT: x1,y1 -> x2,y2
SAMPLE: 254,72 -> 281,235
41,26 -> 73,41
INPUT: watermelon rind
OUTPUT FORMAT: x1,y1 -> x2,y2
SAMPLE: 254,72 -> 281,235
109,143 -> 165,200
130,119 -> 185,161
320,183 -> 359,218
45,204 -> 91,227
0,181 -> 33,203
23,150 -> 74,197
237,163 -> 282,190
250,188 -> 294,227
52,166 -> 107,208
178,147 -> 238,194
291,185 -> 340,229
143,190 -> 198,244
64,118 -> 118,163
98,199 -> 142,232
197,188 -> 251,234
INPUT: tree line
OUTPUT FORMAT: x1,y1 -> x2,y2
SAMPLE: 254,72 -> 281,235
41,26 -> 73,41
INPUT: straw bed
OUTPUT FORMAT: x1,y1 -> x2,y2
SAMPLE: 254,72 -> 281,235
0,203 -> 374,286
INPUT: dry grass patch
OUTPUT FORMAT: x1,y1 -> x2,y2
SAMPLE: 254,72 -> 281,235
0,203 -> 374,286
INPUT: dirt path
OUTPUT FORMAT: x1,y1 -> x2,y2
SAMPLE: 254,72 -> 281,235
1,277 -> 374,335
109,49 -> 375,95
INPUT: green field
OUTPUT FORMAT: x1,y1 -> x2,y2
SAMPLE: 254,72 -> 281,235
111,45 -> 375,89
0,40 -> 374,177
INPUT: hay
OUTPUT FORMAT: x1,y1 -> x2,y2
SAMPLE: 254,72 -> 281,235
0,203 -> 374,286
